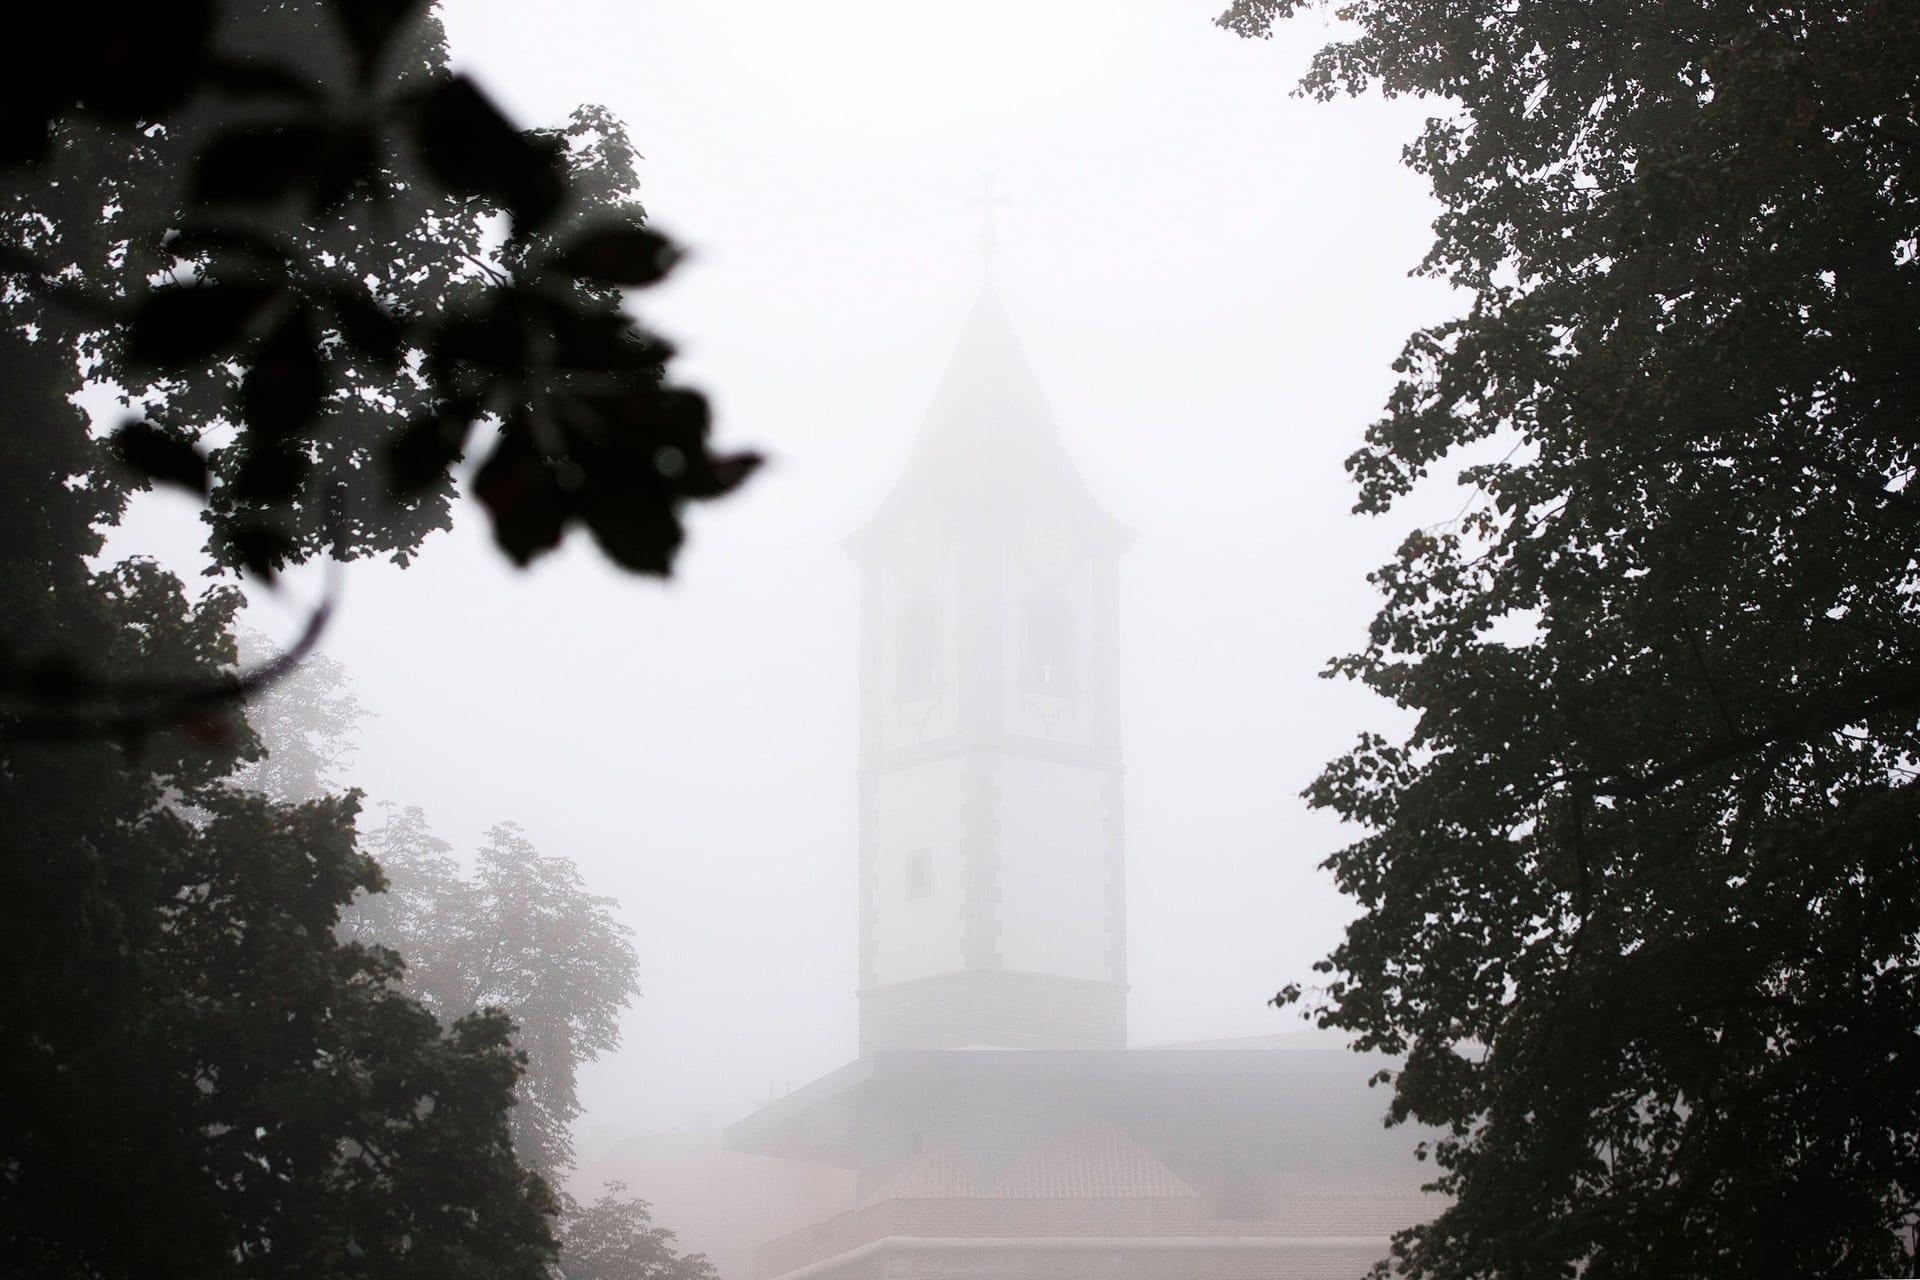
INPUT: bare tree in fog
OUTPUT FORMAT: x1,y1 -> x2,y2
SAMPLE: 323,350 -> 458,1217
1225,1 -> 1920,1276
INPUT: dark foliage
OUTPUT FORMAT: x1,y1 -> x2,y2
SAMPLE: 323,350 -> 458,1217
0,316 -> 560,1277
2,3 -> 748,1275
4,0 -> 757,587
1225,1 -> 1920,1276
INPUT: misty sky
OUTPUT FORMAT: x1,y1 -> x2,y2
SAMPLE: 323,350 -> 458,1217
115,0 -> 1469,1152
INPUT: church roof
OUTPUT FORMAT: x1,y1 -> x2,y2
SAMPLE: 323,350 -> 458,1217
846,282 -> 1128,554
736,1051 -> 1445,1279
988,1123 -> 1199,1200
725,1048 -> 1435,1174
859,1148 -> 980,1206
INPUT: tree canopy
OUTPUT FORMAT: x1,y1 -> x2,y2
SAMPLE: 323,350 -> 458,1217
1224,1 -> 1920,1276
2,2 -> 746,1275
557,1183 -> 718,1280
241,653 -> 712,1278
0,375 -> 558,1273
5,0 -> 754,591
342,810 -> 712,1279
345,809 -> 640,1183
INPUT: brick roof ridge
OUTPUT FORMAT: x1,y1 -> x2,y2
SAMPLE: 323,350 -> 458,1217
859,1147 -> 981,1207
988,1122 -> 1200,1200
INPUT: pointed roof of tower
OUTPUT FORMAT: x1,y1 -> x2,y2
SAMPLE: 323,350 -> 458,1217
846,282 -> 1129,555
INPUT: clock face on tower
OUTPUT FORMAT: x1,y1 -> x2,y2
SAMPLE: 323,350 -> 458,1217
893,512 -> 946,588
1018,513 -> 1078,583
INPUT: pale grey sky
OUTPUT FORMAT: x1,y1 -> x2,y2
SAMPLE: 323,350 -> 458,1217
115,0 -> 1465,1148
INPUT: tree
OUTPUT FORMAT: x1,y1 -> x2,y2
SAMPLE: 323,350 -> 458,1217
557,1184 -> 717,1280
346,810 -> 640,1183
243,655 -> 710,1280
1221,1 -> 1920,1276
346,806 -> 717,1280
2,2 -> 751,1274
3,0 -> 755,649
229,633 -> 371,802
0,325 -> 558,1277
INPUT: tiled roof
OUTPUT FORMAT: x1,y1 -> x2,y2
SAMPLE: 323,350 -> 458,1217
990,1124 -> 1200,1199
860,1148 -> 980,1206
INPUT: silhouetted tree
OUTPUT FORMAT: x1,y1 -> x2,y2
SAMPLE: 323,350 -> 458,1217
2,2 -> 752,1274
1224,1 -> 1920,1276
3,0 -> 755,722
0,320 -> 558,1278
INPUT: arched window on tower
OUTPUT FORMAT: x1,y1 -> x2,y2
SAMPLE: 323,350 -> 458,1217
1021,594 -> 1076,695
896,597 -> 943,697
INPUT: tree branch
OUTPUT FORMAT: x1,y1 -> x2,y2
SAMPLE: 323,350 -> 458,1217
0,577 -> 336,742
1575,680 -> 1920,801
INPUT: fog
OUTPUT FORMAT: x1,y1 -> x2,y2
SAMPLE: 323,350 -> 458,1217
112,0 -> 1463,1265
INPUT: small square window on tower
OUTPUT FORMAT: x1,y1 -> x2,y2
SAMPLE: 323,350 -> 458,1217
905,849 -> 932,900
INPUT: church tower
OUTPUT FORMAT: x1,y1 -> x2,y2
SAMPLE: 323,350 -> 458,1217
844,281 -> 1131,1052
722,229 -> 1435,1280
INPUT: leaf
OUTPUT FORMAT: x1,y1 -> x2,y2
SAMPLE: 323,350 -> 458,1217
196,123 -> 331,205
15,656 -> 87,704
553,224 -> 680,287
327,0 -> 432,76
327,282 -> 403,369
409,76 -> 564,227
72,0 -> 215,122
385,410 -> 474,495
472,417 -> 567,566
547,304 -> 654,372
0,84 -> 54,164
109,421 -> 209,496
432,297 -> 532,375
652,389 -> 762,500
229,442 -> 309,503
202,55 -> 327,103
125,284 -> 278,367
241,310 -> 325,436
308,124 -> 379,213
160,226 -> 287,264
696,450 -> 764,500
0,244 -> 45,276
224,521 -> 296,581
581,480 -> 681,575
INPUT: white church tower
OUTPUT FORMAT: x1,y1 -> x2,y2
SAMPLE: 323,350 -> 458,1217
845,277 -> 1132,1052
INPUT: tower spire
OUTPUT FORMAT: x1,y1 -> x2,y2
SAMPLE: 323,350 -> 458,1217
966,172 -> 1011,276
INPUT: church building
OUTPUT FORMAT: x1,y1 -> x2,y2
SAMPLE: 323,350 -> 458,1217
724,262 -> 1437,1280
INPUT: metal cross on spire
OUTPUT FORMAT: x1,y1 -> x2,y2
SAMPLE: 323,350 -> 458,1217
967,172 -> 1012,275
